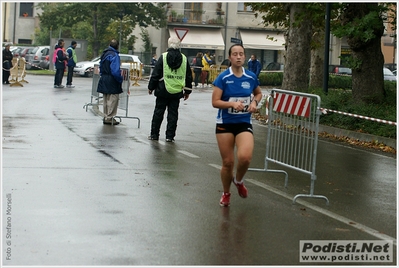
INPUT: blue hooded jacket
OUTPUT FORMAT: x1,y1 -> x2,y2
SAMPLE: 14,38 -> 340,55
248,59 -> 262,77
97,46 -> 123,95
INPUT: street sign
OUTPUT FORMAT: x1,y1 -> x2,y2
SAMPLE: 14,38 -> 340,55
231,37 -> 242,44
174,28 -> 189,42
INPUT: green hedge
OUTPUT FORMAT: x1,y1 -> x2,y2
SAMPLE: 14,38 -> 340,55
257,72 -> 397,138
317,87 -> 397,139
258,72 -> 284,86
259,72 -> 351,87
258,72 -> 397,92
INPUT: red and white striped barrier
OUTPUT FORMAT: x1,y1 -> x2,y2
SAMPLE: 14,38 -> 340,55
260,93 -> 396,126
319,108 -> 397,126
272,92 -> 311,118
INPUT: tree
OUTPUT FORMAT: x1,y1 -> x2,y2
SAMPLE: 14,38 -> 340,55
37,3 -> 167,57
282,3 -> 312,91
249,3 -> 326,91
249,3 -> 395,104
331,3 -> 390,104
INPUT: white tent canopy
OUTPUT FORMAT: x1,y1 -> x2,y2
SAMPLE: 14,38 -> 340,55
168,28 -> 225,50
240,30 -> 285,50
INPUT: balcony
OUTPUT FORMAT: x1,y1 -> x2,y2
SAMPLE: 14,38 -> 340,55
167,9 -> 225,26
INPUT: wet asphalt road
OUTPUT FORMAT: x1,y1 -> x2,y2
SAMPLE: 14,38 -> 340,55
2,74 -> 397,266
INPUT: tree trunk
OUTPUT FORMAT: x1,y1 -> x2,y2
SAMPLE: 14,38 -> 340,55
92,7 -> 100,57
309,30 -> 325,88
351,37 -> 385,104
282,3 -> 312,92
341,3 -> 385,104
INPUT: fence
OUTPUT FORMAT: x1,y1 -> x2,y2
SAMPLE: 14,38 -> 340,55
83,64 -> 101,111
7,57 -> 29,87
83,65 -> 140,128
114,67 -> 141,128
249,89 -> 329,205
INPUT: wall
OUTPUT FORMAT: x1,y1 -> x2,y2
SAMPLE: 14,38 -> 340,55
2,2 -> 43,44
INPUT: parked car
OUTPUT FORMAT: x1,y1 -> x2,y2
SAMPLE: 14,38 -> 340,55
383,67 -> 396,81
38,55 -> 50,70
74,54 -> 144,77
220,59 -> 230,67
25,46 -> 50,70
13,46 -> 34,58
74,56 -> 100,77
120,54 -> 144,76
329,65 -> 352,75
12,46 -> 23,57
9,46 -> 19,54
384,63 -> 396,72
265,62 -> 284,71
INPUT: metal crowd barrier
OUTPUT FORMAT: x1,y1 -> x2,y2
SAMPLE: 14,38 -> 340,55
83,64 -> 101,111
114,67 -> 140,128
249,88 -> 329,205
83,65 -> 140,127
128,61 -> 142,86
8,57 -> 29,87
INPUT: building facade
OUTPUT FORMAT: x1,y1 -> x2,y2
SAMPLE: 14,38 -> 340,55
2,2 -> 42,45
143,2 -> 286,68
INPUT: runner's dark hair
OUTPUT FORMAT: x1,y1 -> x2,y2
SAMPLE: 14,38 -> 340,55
228,44 -> 245,56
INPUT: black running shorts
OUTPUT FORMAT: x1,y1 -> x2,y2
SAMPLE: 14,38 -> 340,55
215,123 -> 253,136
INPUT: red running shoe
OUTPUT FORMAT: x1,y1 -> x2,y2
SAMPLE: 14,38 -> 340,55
219,192 -> 231,207
233,179 -> 248,198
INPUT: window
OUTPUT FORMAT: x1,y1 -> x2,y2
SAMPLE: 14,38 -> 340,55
237,3 -> 252,12
120,55 -> 133,63
184,2 -> 203,22
18,39 -> 32,44
20,3 -> 34,17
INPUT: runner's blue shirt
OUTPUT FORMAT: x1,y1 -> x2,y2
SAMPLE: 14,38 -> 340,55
213,67 -> 259,124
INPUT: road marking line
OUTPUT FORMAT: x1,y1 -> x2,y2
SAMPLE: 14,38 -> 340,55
208,164 -> 221,169
247,179 -> 396,245
177,150 -> 200,158
207,163 -> 395,244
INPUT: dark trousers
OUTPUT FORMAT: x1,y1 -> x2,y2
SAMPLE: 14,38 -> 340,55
194,70 -> 201,86
150,97 -> 180,139
67,66 -> 74,85
3,70 -> 10,83
54,68 -> 65,86
201,71 -> 210,85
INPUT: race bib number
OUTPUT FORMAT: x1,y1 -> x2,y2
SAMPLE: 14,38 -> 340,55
228,96 -> 251,114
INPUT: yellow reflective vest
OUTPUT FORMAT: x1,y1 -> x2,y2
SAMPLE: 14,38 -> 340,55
162,52 -> 187,94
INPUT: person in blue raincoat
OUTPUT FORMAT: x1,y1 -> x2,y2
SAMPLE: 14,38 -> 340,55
97,39 -> 123,125
247,54 -> 262,77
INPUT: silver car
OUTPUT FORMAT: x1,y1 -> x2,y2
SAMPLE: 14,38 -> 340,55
25,46 -> 50,70
73,56 -> 101,77
383,67 -> 396,81
74,54 -> 144,77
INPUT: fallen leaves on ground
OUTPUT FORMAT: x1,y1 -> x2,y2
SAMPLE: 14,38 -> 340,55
319,131 -> 396,154
253,111 -> 396,155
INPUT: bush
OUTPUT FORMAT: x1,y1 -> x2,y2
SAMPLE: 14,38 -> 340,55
327,74 -> 352,89
259,72 -> 283,86
315,87 -> 397,139
258,72 -> 353,88
257,71 -> 396,138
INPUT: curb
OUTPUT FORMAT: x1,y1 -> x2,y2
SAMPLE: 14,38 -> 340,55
318,124 -> 396,150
